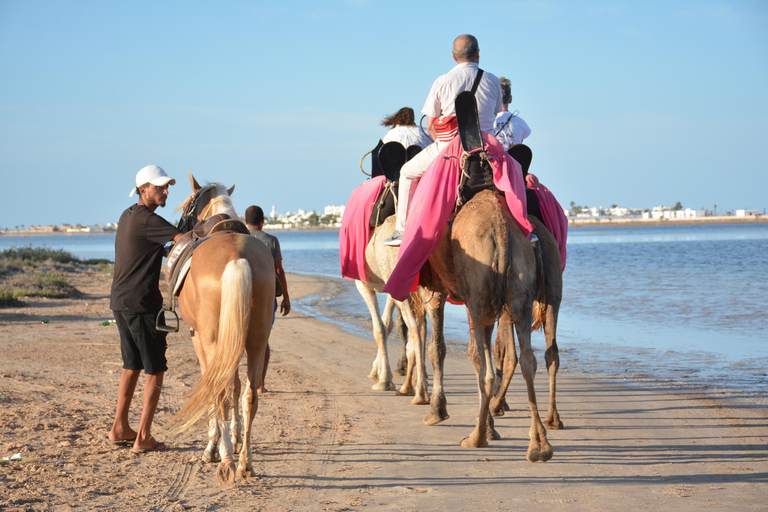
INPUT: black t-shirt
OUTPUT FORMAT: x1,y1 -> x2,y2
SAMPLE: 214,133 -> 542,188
110,204 -> 180,313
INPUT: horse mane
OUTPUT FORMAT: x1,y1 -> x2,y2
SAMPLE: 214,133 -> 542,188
174,182 -> 224,214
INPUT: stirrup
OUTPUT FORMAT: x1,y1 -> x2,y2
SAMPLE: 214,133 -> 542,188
156,307 -> 179,333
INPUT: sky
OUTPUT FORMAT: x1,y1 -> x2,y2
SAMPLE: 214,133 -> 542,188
1,0 -> 766,228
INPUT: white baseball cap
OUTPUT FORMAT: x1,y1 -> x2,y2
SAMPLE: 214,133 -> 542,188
129,165 -> 177,197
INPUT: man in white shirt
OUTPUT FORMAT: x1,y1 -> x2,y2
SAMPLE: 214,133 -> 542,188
385,34 -> 503,246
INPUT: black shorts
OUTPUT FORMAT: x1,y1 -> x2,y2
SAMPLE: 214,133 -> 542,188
113,311 -> 168,375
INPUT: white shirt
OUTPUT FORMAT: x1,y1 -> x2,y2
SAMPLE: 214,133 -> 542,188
493,112 -> 531,149
382,125 -> 431,148
422,62 -> 503,133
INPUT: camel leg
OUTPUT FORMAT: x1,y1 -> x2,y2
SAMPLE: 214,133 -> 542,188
461,322 -> 496,448
396,298 -> 429,405
543,303 -> 564,429
354,280 -> 395,391
490,311 -> 518,417
513,313 -> 553,462
423,292 -> 449,425
394,309 -> 409,376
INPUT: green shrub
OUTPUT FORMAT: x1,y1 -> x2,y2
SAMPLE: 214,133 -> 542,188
0,246 -> 78,265
0,271 -> 79,299
0,289 -> 25,307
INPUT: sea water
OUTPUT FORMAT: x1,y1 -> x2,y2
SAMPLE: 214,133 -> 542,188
3,223 -> 766,395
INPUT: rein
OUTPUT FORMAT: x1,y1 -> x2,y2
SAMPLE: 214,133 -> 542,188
178,184 -> 216,233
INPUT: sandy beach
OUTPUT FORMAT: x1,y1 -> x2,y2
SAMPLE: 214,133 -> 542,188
1,269 -> 767,511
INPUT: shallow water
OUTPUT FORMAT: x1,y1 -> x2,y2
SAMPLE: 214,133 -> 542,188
3,224 -> 766,395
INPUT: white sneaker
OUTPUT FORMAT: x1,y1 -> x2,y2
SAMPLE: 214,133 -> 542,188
383,231 -> 403,246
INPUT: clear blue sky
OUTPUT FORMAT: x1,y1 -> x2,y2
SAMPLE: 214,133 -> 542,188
1,0 -> 766,228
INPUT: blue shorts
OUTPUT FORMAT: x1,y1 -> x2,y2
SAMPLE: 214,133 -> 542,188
113,311 -> 168,375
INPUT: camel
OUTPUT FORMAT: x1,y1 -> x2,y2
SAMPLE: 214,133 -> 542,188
425,189 -> 553,460
491,215 -> 564,430
169,172 -> 275,484
356,216 -> 430,404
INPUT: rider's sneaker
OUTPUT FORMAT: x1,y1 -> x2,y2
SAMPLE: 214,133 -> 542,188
530,234 -> 539,246
383,231 -> 403,246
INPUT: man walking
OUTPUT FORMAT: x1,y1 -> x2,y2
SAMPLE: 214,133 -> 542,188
385,34 -> 503,245
108,165 -> 182,452
245,205 -> 290,393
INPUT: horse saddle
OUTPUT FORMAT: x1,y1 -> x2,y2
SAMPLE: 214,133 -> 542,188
369,141 -> 423,227
164,214 -> 250,297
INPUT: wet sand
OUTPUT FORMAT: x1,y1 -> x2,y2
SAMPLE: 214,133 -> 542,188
1,270 -> 767,511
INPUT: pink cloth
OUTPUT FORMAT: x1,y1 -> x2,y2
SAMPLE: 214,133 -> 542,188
339,176 -> 386,282
383,133 -> 534,301
526,174 -> 568,272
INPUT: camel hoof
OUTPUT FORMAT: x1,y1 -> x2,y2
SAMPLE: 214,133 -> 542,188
546,419 -> 564,430
410,395 -> 430,406
202,450 -> 220,463
372,381 -> 396,391
490,406 -> 505,417
236,464 -> 252,479
217,461 -> 237,484
423,411 -> 450,426
487,427 -> 501,441
527,441 -> 554,462
460,435 -> 488,448
396,386 -> 415,397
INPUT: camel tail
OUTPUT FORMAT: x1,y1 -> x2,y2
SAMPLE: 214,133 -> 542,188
531,242 -> 547,332
171,258 -> 252,434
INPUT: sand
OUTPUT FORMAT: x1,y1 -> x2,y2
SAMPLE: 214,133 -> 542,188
1,269 -> 767,511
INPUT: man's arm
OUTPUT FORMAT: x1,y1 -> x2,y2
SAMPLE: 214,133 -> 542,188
275,260 -> 290,316
426,116 -> 438,141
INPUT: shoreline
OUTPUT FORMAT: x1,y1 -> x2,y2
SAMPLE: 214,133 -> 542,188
1,269 -> 766,509
2,214 -> 767,236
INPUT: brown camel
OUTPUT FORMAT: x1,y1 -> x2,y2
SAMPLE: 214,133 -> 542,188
425,189 -> 553,461
490,215 -> 564,430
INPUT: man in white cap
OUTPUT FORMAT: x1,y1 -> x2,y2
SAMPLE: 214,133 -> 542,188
108,165 -> 183,453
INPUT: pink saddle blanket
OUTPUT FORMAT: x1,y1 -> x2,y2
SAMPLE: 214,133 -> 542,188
527,173 -> 568,272
383,133 -> 534,301
339,175 -> 386,283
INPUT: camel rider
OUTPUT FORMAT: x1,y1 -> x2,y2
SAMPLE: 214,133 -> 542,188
494,76 -> 531,150
384,34 -> 503,246
381,107 -> 431,149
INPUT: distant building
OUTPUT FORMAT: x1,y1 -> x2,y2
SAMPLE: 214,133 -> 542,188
736,209 -> 759,217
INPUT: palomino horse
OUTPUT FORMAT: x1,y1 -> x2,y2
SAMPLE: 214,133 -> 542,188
356,215 -> 430,404
426,190 -> 553,460
170,172 -> 275,484
490,215 -> 564,430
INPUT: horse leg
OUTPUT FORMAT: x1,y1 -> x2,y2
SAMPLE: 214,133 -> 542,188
512,307 -> 553,462
543,303 -> 564,429
237,347 -> 260,479
202,414 -> 221,463
491,311 -> 518,417
231,369 -> 243,454
423,292 -> 449,425
461,322 -> 496,448
396,298 -> 429,405
354,280 -> 395,391
215,394 -> 237,484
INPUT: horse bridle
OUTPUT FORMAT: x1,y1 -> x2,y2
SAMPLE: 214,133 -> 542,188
177,184 -> 217,233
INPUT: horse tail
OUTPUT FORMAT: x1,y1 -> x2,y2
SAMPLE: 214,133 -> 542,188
531,240 -> 547,332
171,258 -> 252,434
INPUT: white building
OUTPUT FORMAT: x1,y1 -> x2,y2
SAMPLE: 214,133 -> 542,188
736,209 -> 759,217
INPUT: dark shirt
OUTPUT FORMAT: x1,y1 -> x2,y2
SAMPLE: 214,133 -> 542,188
249,230 -> 282,262
110,204 -> 180,313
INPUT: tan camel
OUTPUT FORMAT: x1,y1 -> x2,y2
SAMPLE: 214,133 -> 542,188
356,216 -> 430,404
491,215 -> 564,429
170,172 -> 275,484
425,189 -> 553,461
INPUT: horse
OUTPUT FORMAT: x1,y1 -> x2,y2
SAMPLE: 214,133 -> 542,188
169,171 -> 275,484
426,189 -> 553,460
490,215 -> 564,430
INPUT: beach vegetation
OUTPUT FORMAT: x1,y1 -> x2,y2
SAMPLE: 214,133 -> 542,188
0,246 -> 111,307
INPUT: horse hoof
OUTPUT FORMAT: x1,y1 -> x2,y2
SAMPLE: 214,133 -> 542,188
487,428 -> 501,441
202,450 -> 220,463
372,381 -> 396,391
410,395 -> 430,406
396,387 -> 415,397
217,461 -> 237,484
423,411 -> 450,426
490,407 -> 505,417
